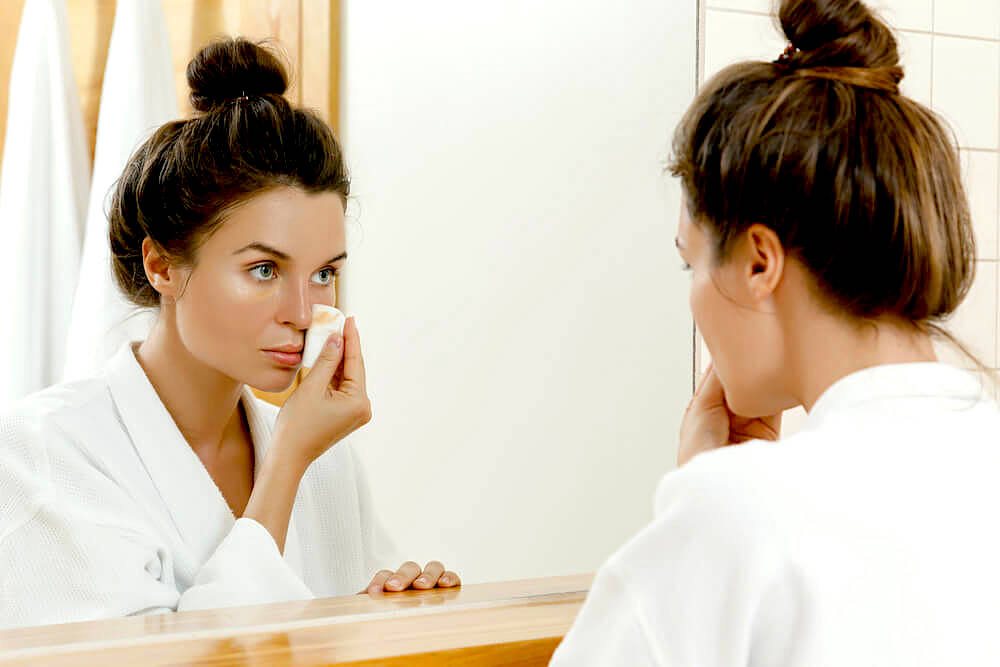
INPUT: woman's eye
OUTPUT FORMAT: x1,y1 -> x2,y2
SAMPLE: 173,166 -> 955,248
249,264 -> 276,281
312,268 -> 336,286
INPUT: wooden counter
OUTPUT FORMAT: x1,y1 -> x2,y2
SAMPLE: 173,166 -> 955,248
0,574 -> 591,665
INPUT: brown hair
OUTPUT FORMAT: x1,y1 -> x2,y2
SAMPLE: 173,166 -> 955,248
109,38 -> 351,307
670,0 -> 974,326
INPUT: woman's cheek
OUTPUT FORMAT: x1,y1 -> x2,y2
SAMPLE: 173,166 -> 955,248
689,272 -> 714,350
192,272 -> 277,339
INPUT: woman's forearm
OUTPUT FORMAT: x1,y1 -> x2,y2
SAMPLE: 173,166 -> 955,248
241,448 -> 309,553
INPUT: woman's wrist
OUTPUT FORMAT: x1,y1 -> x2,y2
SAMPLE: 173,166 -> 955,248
265,430 -> 315,476
242,445 -> 310,552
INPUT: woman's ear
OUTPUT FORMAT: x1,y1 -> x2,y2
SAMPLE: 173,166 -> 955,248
744,223 -> 785,302
141,237 -> 183,302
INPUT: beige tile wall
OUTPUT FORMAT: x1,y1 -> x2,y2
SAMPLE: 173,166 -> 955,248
697,0 -> 1000,423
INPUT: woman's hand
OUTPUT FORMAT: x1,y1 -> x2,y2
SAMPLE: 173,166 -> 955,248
677,363 -> 780,467
243,317 -> 371,553
272,316 -> 372,470
363,561 -> 462,594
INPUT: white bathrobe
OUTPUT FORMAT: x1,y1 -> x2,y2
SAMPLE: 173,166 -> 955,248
552,363 -> 1000,666
0,0 -> 90,403
0,343 -> 398,630
62,0 -> 176,382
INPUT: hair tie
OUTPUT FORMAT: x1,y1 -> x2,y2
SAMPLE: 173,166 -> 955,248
774,43 -> 798,69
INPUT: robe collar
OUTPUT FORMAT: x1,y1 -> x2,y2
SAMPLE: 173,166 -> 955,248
104,342 -> 279,565
805,362 -> 987,428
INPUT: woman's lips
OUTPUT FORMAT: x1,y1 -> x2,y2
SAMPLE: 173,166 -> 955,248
263,350 -> 303,367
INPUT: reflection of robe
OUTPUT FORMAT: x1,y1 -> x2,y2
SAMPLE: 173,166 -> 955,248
0,0 -> 90,403
0,343 -> 399,629
553,363 -> 1000,666
62,0 -> 177,382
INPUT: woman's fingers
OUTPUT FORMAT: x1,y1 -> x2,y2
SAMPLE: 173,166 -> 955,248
340,316 -> 367,395
694,361 -> 714,396
364,562 -> 461,593
761,412 -> 782,437
300,332 -> 344,391
731,413 -> 782,443
412,561 -> 445,589
438,570 -> 461,588
694,365 -> 726,410
384,561 -> 422,592
365,569 -> 394,595
678,366 -> 735,467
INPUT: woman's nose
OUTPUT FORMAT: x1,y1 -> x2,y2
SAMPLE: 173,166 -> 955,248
278,282 -> 312,330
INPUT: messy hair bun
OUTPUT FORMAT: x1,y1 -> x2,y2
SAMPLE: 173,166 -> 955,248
775,0 -> 904,92
780,0 -> 899,68
109,38 -> 350,308
187,37 -> 289,111
670,0 -> 973,327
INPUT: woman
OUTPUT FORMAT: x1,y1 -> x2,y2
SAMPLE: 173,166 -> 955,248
553,0 -> 1000,664
0,39 -> 457,629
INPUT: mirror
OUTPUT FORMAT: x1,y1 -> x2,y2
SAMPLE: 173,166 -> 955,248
0,0 -> 697,591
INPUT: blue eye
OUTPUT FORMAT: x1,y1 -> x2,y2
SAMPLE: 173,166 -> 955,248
312,268 -> 336,286
249,264 -> 276,281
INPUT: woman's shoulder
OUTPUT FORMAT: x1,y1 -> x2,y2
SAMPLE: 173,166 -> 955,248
1,379 -> 119,511
649,432 -> 831,540
2,377 -> 116,440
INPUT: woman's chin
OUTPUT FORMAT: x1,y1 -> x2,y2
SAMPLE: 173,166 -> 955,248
247,367 -> 300,394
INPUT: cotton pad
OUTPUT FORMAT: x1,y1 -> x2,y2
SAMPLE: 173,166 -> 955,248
302,304 -> 347,368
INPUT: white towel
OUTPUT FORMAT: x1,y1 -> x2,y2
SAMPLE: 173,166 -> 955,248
62,0 -> 177,382
0,0 -> 90,404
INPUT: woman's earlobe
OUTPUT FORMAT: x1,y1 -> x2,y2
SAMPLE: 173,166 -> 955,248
141,237 -> 175,298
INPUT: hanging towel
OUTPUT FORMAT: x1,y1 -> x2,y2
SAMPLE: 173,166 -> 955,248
62,0 -> 177,382
0,0 -> 90,404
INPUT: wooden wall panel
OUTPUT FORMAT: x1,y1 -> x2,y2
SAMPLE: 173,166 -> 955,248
0,0 -> 338,165
65,0 -> 115,163
0,1 -> 28,164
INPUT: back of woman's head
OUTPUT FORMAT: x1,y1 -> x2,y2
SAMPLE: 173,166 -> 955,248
670,0 -> 974,324
109,38 -> 350,307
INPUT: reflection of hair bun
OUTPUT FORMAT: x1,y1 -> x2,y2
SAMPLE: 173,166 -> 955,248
186,38 -> 288,112
779,0 -> 900,72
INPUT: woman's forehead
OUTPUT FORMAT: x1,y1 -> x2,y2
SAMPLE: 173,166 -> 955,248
205,188 -> 346,258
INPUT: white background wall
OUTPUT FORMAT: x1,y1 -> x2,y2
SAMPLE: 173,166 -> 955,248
700,0 -> 1000,430
340,0 -> 698,583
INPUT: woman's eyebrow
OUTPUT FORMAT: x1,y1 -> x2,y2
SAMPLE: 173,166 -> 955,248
233,243 -> 348,266
233,242 -> 290,260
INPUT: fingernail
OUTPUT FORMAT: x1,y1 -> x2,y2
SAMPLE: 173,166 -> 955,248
440,576 -> 450,585
325,334 -> 342,350
387,578 -> 400,589
415,577 -> 427,585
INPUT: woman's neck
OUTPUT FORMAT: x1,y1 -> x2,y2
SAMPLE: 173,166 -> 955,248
788,308 -> 938,412
135,309 -> 246,454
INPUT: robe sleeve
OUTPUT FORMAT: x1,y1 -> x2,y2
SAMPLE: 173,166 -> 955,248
0,413 -> 311,629
175,517 -> 312,612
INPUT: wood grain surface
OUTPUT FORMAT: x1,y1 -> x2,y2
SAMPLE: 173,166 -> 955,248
0,574 -> 592,666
